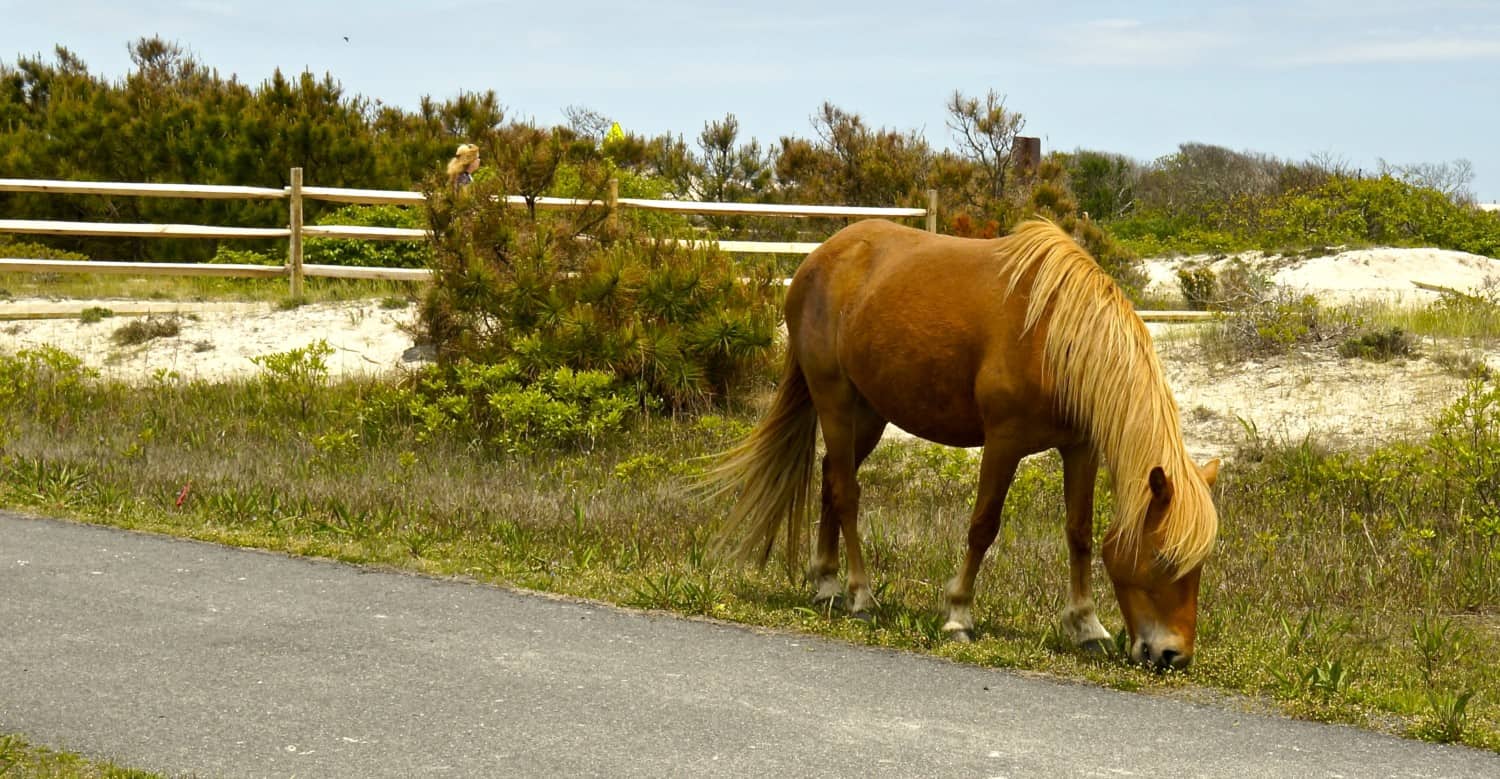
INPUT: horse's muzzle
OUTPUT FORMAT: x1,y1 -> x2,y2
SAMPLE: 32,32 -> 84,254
1139,642 -> 1192,672
1155,649 -> 1190,671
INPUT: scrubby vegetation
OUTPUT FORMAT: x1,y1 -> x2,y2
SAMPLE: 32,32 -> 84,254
5,34 -> 1500,760
0,338 -> 1495,750
304,204 -> 429,269
1111,173 -> 1500,258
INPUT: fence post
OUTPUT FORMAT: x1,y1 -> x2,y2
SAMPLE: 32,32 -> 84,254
607,178 -> 619,231
288,167 -> 304,298
926,189 -> 938,233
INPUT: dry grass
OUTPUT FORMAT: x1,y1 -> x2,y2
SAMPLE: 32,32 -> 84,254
0,734 -> 161,778
0,270 -> 412,306
0,345 -> 1495,752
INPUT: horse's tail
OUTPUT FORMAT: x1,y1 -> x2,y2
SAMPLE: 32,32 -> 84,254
703,348 -> 819,575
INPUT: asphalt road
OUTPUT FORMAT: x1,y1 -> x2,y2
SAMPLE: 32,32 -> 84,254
2,511 -> 1496,778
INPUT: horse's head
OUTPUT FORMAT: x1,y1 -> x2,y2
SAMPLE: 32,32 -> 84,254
1102,458 -> 1220,671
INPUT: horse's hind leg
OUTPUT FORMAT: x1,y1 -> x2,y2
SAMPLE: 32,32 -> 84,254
810,397 -> 886,615
1059,444 -> 1112,654
944,445 -> 1022,642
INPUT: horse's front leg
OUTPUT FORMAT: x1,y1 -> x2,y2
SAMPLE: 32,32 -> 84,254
944,447 -> 1022,642
1059,444 -> 1112,654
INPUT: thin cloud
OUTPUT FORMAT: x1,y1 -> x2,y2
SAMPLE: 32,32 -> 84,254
1051,18 -> 1232,67
1283,35 -> 1500,65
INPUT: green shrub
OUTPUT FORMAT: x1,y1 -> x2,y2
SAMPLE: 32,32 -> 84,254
1432,377 -> 1500,536
1111,175 -> 1500,257
1177,266 -> 1217,310
1206,292 -> 1358,360
0,346 -> 97,428
0,239 -> 89,261
304,204 -> 430,268
79,307 -> 114,324
208,247 -> 281,266
1338,327 -> 1416,361
399,360 -> 633,453
1214,260 -> 1274,310
418,143 -> 781,412
251,340 -> 333,420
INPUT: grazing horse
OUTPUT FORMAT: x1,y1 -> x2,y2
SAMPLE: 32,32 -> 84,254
708,218 -> 1220,670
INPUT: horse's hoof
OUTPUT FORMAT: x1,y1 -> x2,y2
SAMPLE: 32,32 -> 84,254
1079,638 -> 1111,657
947,629 -> 973,644
850,610 -> 875,624
812,594 -> 845,612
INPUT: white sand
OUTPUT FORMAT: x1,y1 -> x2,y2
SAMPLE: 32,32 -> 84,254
1142,246 -> 1500,306
3,245 -> 1498,461
0,299 -> 425,384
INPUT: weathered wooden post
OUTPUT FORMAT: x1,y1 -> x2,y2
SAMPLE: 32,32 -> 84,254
926,189 -> 938,233
1014,136 -> 1042,179
288,167 -> 304,298
607,178 -> 619,231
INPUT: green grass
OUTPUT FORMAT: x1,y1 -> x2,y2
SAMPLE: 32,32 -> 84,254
0,345 -> 1496,754
0,734 -> 162,778
0,271 -> 416,306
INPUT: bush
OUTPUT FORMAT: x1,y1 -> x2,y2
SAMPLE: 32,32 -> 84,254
417,139 -> 781,412
208,247 -> 280,266
1206,291 -> 1359,360
304,204 -> 430,269
0,239 -> 89,261
1176,260 -> 1275,313
110,315 -> 182,345
78,307 -> 114,324
393,361 -> 633,453
0,346 -> 97,429
1432,377 -> 1500,532
1177,266 -> 1217,310
1214,260 -> 1275,310
1110,174 -> 1500,258
1338,327 -> 1416,361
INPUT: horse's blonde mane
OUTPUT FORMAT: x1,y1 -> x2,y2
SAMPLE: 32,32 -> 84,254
999,220 -> 1217,575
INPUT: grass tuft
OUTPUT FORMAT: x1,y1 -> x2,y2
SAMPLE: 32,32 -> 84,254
109,315 -> 182,346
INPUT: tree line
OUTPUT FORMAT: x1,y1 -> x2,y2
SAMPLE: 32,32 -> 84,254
3,37 -> 1494,266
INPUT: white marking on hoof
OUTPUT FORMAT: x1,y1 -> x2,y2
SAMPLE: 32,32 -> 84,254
944,604 -> 974,636
1060,602 -> 1111,646
849,585 -> 877,615
812,576 -> 843,604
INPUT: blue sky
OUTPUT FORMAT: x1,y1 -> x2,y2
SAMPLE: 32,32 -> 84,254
5,1 -> 1500,201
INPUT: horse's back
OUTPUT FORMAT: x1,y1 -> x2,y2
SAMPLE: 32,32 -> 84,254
787,220 -> 1061,449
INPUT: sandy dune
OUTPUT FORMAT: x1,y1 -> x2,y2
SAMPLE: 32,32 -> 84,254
4,244 -> 1500,461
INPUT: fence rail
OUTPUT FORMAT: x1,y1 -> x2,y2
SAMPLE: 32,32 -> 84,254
0,173 -> 937,293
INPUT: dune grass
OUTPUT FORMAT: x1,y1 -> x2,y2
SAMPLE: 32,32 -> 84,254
0,342 -> 1496,753
0,734 -> 162,778
0,270 -> 414,307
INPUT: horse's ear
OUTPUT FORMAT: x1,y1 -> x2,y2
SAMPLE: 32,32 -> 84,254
1145,466 -> 1173,531
1199,458 -> 1221,487
1148,466 -> 1172,503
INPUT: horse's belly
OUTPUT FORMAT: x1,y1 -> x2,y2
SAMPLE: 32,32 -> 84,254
841,328 -> 990,448
886,409 -> 986,449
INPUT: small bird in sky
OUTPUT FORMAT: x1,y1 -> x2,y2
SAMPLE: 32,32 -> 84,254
342,36 -> 350,43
